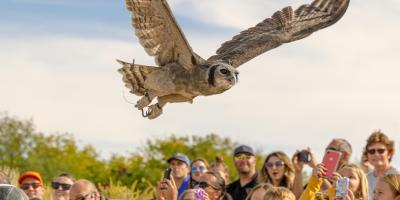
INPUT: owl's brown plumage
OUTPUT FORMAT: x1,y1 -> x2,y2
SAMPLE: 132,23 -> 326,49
118,0 -> 350,119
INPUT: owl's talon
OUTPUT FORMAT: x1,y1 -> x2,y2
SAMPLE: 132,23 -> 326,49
146,103 -> 163,119
141,109 -> 148,117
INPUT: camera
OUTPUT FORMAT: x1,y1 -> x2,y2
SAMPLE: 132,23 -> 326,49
297,150 -> 311,163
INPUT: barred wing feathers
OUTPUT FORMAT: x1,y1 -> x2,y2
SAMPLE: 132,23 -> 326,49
207,0 -> 350,68
125,0 -> 204,69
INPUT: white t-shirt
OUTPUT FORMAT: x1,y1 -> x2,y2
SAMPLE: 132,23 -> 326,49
367,166 -> 399,200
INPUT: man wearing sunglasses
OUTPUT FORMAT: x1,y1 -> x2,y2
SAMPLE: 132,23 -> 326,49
69,179 -> 100,200
52,173 -> 76,200
227,145 -> 258,200
18,171 -> 45,200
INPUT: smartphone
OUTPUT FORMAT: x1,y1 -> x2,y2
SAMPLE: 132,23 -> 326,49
322,150 -> 342,178
298,150 -> 311,163
335,177 -> 349,200
163,168 -> 172,180
194,189 -> 206,200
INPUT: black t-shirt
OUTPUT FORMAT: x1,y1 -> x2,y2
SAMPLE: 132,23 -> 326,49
226,173 -> 258,200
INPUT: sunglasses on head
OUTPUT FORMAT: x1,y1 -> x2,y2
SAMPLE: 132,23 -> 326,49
191,165 -> 206,173
367,148 -> 386,155
326,147 -> 339,152
234,154 -> 253,160
51,182 -> 72,190
191,181 -> 218,190
20,183 -> 42,190
265,160 -> 285,168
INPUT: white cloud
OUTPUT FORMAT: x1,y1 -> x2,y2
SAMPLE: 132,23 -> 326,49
1,0 -> 400,166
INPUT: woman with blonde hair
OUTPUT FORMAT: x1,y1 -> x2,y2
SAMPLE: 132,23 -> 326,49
263,186 -> 296,200
258,151 -> 295,191
373,173 -> 400,200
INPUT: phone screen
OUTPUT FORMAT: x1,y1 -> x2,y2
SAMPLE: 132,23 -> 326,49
163,168 -> 171,180
322,150 -> 342,178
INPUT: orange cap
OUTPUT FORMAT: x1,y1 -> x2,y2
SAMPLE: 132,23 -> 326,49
18,171 -> 43,185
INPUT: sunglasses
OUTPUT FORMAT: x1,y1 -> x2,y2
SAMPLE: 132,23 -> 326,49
367,148 -> 386,155
51,182 -> 72,190
234,154 -> 253,160
265,160 -> 285,168
191,165 -> 206,173
20,183 -> 42,190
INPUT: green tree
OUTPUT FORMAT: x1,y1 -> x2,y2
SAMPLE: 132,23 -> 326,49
0,112 -> 109,184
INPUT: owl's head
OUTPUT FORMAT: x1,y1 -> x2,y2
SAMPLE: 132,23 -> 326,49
207,61 -> 239,91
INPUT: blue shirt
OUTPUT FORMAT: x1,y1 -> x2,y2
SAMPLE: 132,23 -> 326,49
177,175 -> 190,199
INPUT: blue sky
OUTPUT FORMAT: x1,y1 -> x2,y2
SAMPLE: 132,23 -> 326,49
1,0 -> 400,169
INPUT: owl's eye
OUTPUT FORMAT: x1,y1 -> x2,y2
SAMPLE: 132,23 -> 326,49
220,68 -> 229,75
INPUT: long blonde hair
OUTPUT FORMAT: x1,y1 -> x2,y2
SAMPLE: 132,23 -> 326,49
258,151 -> 295,190
340,164 -> 368,200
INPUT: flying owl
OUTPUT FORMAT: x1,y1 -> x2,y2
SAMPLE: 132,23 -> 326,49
118,0 -> 349,119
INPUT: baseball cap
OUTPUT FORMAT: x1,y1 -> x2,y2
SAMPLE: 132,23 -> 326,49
234,145 -> 254,156
167,153 -> 190,166
18,171 -> 43,185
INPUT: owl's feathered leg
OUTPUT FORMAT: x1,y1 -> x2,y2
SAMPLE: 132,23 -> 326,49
135,92 -> 155,110
144,94 -> 194,119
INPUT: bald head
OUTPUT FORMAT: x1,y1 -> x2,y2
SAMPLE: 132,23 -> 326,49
69,179 -> 99,200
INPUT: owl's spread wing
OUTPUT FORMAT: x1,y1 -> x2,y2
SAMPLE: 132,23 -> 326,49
125,0 -> 204,70
207,0 -> 350,68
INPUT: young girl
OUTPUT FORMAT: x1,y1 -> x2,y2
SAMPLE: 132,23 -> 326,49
373,173 -> 400,200
299,163 -> 368,200
263,186 -> 296,200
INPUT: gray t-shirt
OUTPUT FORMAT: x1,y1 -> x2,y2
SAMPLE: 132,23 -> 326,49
367,166 -> 399,199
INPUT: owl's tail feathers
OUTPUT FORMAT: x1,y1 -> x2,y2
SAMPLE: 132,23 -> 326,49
117,59 -> 157,96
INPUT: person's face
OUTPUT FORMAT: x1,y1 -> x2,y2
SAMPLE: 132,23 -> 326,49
181,192 -> 196,200
170,159 -> 189,179
69,184 -> 99,200
367,142 -> 391,168
249,187 -> 267,200
338,167 -> 360,194
52,176 -> 74,200
20,177 -> 45,199
234,153 -> 256,175
265,156 -> 285,184
191,161 -> 208,181
373,179 -> 396,200
193,174 -> 221,200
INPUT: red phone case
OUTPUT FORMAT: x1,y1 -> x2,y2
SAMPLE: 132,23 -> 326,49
322,150 -> 342,177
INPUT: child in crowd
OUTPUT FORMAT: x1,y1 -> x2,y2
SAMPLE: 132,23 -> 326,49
299,163 -> 368,200
263,186 -> 296,200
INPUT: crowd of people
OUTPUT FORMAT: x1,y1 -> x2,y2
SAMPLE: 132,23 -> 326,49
0,130 -> 399,200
